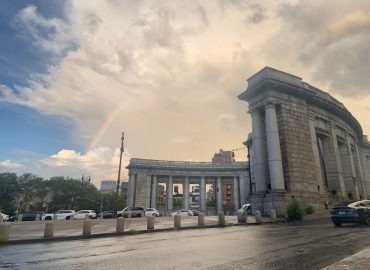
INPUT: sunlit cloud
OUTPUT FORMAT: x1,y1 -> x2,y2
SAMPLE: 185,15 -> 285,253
1,1 -> 370,185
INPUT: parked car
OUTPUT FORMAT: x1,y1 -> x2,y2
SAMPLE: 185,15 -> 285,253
170,210 -> 194,217
99,210 -> 114,219
42,210 -> 76,220
74,210 -> 97,220
20,212 -> 44,221
0,212 -> 9,221
8,215 -> 18,222
117,207 -> 145,218
240,204 -> 252,215
330,200 -> 370,227
144,208 -> 160,217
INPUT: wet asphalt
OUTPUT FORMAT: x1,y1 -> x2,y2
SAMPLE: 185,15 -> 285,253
1,219 -> 370,270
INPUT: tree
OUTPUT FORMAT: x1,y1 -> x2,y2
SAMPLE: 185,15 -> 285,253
0,172 -> 19,214
17,173 -> 44,212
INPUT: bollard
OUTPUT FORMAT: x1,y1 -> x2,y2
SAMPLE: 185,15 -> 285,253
83,219 -> 92,235
147,216 -> 155,230
0,223 -> 11,242
218,212 -> 225,226
18,214 -> 22,222
35,214 -> 41,221
255,210 -> 262,223
237,210 -> 245,224
198,212 -> 204,226
0,215 -> 3,223
53,214 -> 57,220
116,217 -> 124,233
174,214 -> 181,228
44,221 -> 55,238
85,214 -> 90,220
270,209 -> 277,222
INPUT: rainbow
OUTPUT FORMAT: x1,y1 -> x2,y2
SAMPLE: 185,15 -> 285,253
87,102 -> 126,151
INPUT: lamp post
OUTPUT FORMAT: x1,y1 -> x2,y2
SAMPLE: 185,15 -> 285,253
114,132 -> 124,217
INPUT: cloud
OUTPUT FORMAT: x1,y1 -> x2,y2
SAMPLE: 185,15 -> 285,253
0,147 -> 131,186
217,113 -> 236,131
1,0 -> 370,170
169,137 -> 190,145
0,160 -> 22,169
12,5 -> 77,56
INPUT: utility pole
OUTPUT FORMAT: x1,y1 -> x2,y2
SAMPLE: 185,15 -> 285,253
114,131 -> 124,217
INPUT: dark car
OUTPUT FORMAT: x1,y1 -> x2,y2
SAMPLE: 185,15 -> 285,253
330,200 -> 370,227
101,211 -> 114,219
20,211 -> 44,221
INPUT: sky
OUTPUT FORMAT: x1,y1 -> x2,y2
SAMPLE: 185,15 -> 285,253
1,0 -> 370,187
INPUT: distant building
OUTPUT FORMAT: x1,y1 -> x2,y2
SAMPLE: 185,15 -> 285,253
100,180 -> 117,194
212,149 -> 235,164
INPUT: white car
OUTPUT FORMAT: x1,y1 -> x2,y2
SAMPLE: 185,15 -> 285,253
0,212 -> 9,221
74,210 -> 97,219
42,210 -> 76,220
170,210 -> 194,217
239,204 -> 252,215
144,208 -> 160,217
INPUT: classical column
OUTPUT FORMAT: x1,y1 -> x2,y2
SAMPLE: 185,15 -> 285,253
167,176 -> 173,211
308,119 -> 325,193
128,174 -> 136,207
239,174 -> 246,205
127,174 -> 132,207
355,143 -> 367,199
265,103 -> 285,190
346,135 -> 360,200
151,175 -> 157,208
145,175 -> 151,208
331,129 -> 346,199
233,176 -> 240,210
251,110 -> 267,192
216,176 -> 222,212
183,176 -> 189,210
200,176 -> 206,212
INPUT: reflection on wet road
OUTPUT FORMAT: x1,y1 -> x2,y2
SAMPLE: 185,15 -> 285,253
1,219 -> 370,269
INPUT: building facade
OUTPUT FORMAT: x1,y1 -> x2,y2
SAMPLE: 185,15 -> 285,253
239,67 -> 370,216
126,158 -> 249,214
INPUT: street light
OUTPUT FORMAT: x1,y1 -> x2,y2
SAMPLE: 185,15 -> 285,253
114,131 -> 124,217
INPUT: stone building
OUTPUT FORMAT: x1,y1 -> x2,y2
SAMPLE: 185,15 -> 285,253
126,158 -> 249,214
239,67 -> 370,216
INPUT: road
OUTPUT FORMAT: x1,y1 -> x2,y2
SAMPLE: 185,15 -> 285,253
1,219 -> 370,269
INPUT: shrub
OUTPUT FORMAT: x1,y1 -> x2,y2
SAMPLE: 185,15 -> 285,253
304,205 -> 315,215
0,235 -> 7,245
127,229 -> 138,236
287,201 -> 303,221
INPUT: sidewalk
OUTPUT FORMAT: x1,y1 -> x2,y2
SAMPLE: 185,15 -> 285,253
0,215 -> 275,245
322,247 -> 370,269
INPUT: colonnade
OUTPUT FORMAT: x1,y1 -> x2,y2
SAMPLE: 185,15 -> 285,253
128,174 -> 245,213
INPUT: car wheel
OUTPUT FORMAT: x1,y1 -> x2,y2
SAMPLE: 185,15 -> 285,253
137,214 -> 141,218
334,222 -> 341,227
363,216 -> 370,226
117,214 -> 122,218
66,216 -> 70,220
45,216 -> 52,220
